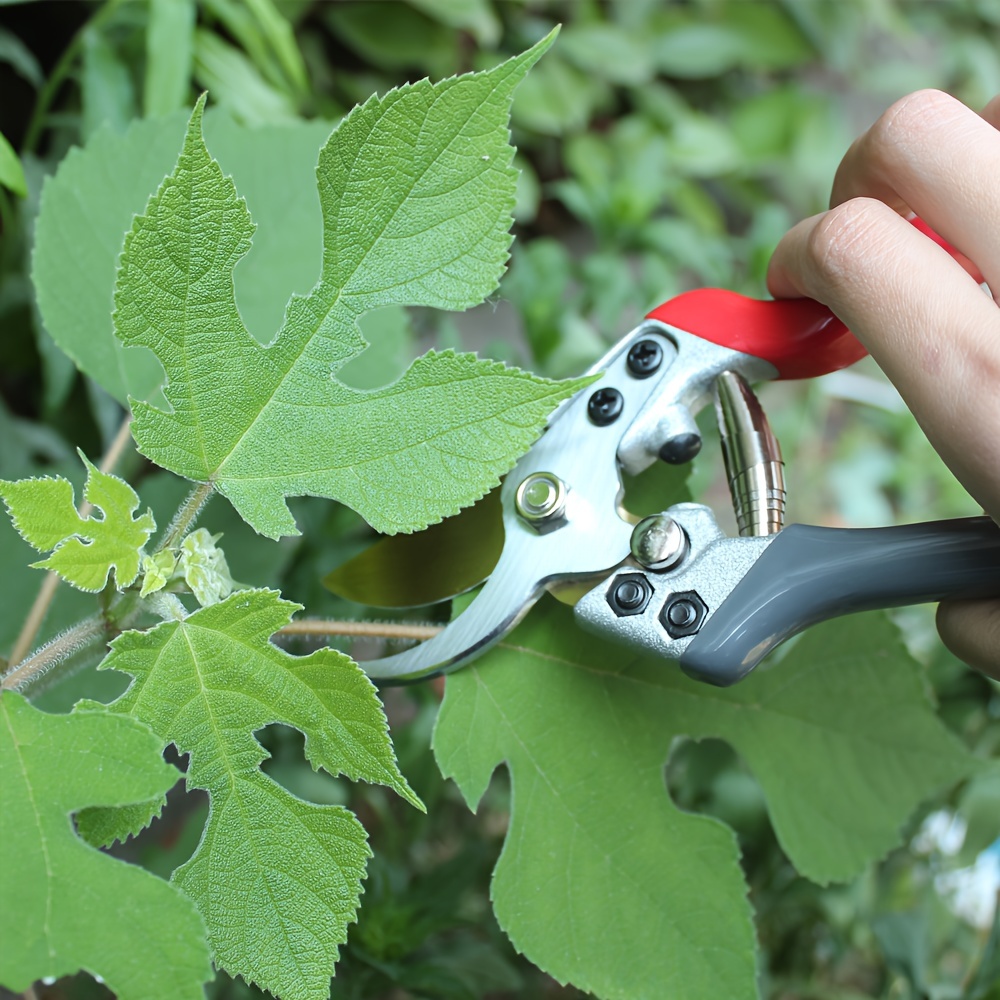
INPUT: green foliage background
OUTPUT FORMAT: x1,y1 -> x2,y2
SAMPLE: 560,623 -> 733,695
4,1 -> 1000,998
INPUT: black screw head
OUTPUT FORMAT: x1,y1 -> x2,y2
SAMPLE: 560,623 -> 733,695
626,340 -> 664,378
658,432 -> 702,465
607,573 -> 653,617
667,600 -> 697,628
660,591 -> 708,638
588,387 -> 624,426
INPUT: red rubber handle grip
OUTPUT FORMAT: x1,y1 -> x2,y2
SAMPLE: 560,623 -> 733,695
646,291 -> 858,379
645,218 -> 963,380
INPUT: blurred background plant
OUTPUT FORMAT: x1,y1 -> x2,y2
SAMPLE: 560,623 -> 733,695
4,1 -> 1000,998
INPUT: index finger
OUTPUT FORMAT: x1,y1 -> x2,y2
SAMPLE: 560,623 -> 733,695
767,93 -> 1000,517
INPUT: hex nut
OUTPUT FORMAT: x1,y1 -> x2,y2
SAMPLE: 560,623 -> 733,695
606,573 -> 653,617
514,471 -> 567,528
659,591 -> 708,638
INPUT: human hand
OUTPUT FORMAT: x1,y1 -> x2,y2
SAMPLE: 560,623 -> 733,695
766,89 -> 1000,677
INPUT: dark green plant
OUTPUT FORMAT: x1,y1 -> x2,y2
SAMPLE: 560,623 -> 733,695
4,3 -> 1000,999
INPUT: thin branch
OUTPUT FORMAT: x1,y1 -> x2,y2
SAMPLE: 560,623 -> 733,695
277,620 -> 444,642
6,414 -> 134,668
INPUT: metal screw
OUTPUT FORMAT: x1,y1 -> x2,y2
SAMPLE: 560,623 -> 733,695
607,573 -> 653,617
626,340 -> 664,378
630,514 -> 688,571
515,472 -> 567,525
588,388 -> 624,426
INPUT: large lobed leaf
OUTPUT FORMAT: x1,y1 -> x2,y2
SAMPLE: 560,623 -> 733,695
0,692 -> 210,998
33,110 -> 335,409
97,589 -> 421,1000
111,33 -> 586,540
433,600 -> 974,1000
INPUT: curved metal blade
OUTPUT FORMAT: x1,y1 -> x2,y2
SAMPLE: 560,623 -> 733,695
323,488 -> 503,608
357,550 -> 542,681
358,331 -> 661,683
357,317 -> 786,685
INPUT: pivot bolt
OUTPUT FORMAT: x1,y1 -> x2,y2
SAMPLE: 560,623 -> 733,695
515,472 -> 567,526
659,591 -> 708,638
626,339 -> 664,378
588,387 -> 624,426
630,514 -> 688,571
607,573 -> 653,617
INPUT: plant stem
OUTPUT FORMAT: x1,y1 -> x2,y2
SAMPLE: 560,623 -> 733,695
6,415 -> 134,668
22,0 -> 124,154
277,620 -> 443,642
7,574 -> 62,669
2,589 -> 141,694
158,481 -> 214,551
1,615 -> 106,693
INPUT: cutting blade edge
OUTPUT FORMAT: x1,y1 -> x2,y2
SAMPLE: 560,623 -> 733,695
357,566 -> 541,681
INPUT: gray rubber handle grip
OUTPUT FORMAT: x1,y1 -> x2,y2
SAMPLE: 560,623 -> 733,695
680,516 -> 1000,687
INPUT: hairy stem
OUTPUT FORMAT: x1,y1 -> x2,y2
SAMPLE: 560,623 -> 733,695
2,591 -> 141,694
8,573 -> 61,669
1,616 -> 106,693
278,619 -> 444,642
6,414 -> 134,667
158,481 -> 214,551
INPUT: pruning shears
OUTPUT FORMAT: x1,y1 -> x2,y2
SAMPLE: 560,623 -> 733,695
337,220 -> 1000,687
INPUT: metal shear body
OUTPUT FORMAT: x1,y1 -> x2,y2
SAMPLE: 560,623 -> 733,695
359,228 -> 1000,686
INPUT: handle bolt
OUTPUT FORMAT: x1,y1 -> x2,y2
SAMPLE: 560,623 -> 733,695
660,591 -> 708,638
607,573 -> 653,617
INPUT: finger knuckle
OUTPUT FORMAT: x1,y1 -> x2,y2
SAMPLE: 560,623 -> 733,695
805,198 -> 891,289
866,89 -> 962,163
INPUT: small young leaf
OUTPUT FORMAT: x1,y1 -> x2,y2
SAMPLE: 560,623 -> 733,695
139,548 -> 177,597
0,692 -> 210,999
100,589 -> 422,1000
433,601 -> 973,999
0,128 -> 26,197
0,451 -> 155,592
0,402 -> 98,655
178,527 -> 234,606
114,34 -> 587,540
